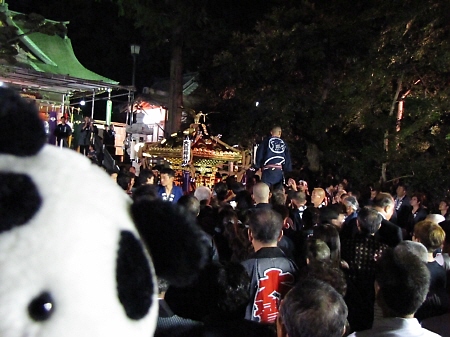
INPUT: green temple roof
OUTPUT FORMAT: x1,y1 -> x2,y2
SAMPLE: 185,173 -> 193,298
0,3 -> 130,97
14,21 -> 117,84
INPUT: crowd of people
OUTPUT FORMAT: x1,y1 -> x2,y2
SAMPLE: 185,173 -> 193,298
53,115 -> 116,165
111,163 -> 450,337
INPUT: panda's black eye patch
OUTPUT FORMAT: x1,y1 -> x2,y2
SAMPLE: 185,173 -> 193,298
0,173 -> 41,233
28,291 -> 55,321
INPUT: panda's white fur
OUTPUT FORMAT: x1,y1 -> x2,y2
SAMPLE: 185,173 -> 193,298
0,145 -> 158,337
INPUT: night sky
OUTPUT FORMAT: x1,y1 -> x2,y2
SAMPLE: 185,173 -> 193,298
8,0 -> 164,89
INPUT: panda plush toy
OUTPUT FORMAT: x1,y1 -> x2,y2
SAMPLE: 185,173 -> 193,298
0,87 -> 207,337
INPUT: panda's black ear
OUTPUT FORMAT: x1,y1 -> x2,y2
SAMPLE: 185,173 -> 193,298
0,87 -> 46,156
131,199 -> 208,287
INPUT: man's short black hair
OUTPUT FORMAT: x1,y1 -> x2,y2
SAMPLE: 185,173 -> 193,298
279,278 -> 347,337
248,208 -> 283,243
376,248 -> 430,317
290,191 -> 307,204
136,168 -> 155,186
397,182 -> 408,191
132,184 -> 158,202
213,182 -> 228,202
164,261 -> 250,320
160,167 -> 175,177
302,206 -> 320,230
178,194 -> 200,217
272,204 -> 289,221
319,205 -> 343,224
117,172 -> 131,191
357,206 -> 382,235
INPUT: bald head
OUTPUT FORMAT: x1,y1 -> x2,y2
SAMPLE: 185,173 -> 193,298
425,214 -> 445,224
312,188 -> 325,207
271,126 -> 282,138
253,182 -> 270,204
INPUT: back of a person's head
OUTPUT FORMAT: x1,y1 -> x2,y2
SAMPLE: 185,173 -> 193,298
300,260 -> 347,297
157,277 -> 170,295
178,194 -> 201,217
306,238 -> 331,263
319,205 -> 341,224
279,278 -> 347,337
117,172 -> 131,191
375,248 -> 430,317
271,188 -> 287,206
373,192 -> 394,209
272,204 -> 290,221
225,175 -> 237,189
291,190 -> 307,204
215,262 -> 251,316
166,261 -> 251,321
132,184 -> 158,202
218,208 -> 240,236
413,220 -> 446,252
395,240 -> 428,262
213,182 -> 228,202
425,213 -> 445,224
230,182 -> 244,195
313,224 -> 341,267
235,190 -> 253,210
135,169 -> 154,186
253,182 -> 270,203
343,196 -> 359,212
248,208 -> 282,243
302,206 -> 320,230
194,186 -> 212,203
357,206 -> 382,235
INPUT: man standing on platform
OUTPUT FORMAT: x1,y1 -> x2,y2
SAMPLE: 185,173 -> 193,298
254,126 -> 292,190
53,116 -> 72,148
103,124 -> 116,156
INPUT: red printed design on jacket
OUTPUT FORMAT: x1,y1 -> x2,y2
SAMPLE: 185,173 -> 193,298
253,268 -> 294,323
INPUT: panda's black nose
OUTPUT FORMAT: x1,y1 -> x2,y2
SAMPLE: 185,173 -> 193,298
28,292 -> 55,321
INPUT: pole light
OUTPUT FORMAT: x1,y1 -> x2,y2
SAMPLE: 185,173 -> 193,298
130,44 -> 140,89
129,44 -> 141,125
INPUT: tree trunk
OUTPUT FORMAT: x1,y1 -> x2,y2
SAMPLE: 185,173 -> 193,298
167,26 -> 183,135
381,76 -> 403,183
306,142 -> 322,172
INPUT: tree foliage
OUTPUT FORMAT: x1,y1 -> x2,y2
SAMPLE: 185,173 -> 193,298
0,11 -> 67,64
203,0 -> 450,197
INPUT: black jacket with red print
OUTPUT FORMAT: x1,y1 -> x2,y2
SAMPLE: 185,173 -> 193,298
241,247 -> 298,324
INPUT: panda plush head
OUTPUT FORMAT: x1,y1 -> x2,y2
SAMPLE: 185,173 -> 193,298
0,88 -> 207,337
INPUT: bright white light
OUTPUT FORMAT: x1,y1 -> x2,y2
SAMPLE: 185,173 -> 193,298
134,142 -> 144,152
255,101 -> 259,107
0,82 -> 4,87
80,99 -> 86,106
130,44 -> 141,55
142,108 -> 164,124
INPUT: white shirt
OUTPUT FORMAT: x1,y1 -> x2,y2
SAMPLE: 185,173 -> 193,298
348,317 -> 441,337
